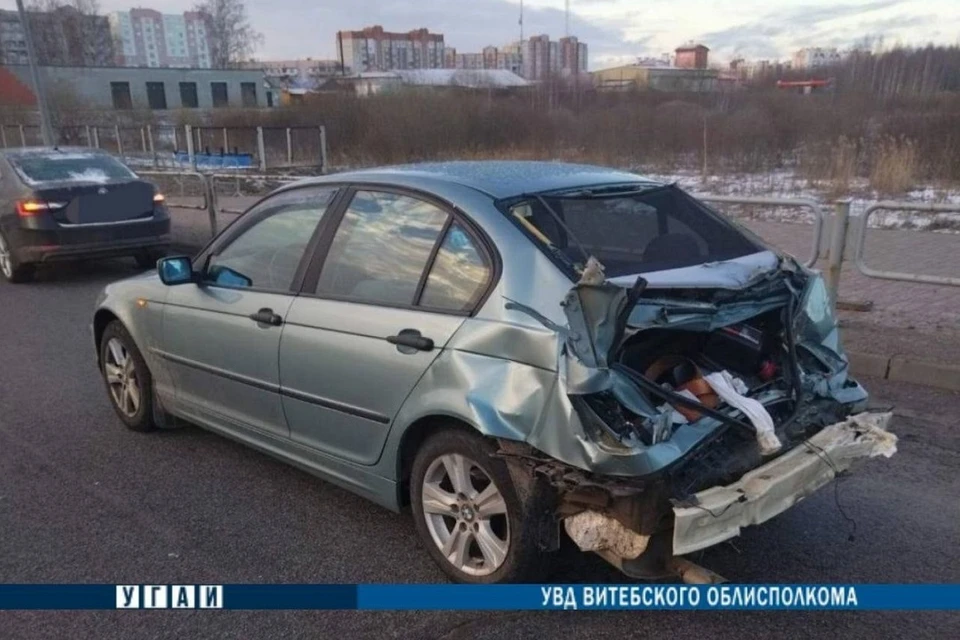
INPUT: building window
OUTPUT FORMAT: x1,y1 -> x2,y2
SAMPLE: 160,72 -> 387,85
179,82 -> 198,108
211,82 -> 228,107
240,82 -> 257,107
111,82 -> 132,110
146,82 -> 167,109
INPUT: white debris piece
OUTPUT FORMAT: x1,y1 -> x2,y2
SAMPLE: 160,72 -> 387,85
704,370 -> 782,455
563,510 -> 650,559
66,169 -> 111,183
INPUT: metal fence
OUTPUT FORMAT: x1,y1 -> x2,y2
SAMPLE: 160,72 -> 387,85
0,123 -> 328,173
699,195 -> 960,308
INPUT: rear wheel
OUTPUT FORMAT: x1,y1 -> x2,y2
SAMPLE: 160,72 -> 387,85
0,231 -> 34,283
410,429 -> 545,583
100,321 -> 157,432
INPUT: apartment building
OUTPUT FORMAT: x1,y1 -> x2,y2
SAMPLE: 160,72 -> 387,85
0,7 -> 114,67
337,25 -> 444,72
109,9 -> 213,68
792,47 -> 843,69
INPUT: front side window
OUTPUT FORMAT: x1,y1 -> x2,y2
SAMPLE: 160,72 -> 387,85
205,187 -> 336,291
510,184 -> 760,278
315,191 -> 448,306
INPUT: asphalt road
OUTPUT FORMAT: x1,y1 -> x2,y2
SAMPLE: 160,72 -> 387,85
1,259 -> 958,639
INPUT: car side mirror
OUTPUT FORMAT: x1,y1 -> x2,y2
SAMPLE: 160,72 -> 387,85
157,256 -> 195,285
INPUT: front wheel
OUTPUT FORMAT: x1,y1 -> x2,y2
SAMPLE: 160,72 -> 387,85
410,429 -> 545,583
100,321 -> 157,432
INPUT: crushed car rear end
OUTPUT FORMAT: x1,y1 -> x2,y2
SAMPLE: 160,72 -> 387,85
487,182 -> 897,582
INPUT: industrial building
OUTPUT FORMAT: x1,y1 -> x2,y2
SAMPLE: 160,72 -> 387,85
3,65 -> 265,110
592,44 -> 718,92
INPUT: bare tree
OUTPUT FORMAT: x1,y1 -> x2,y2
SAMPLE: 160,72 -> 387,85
193,0 -> 263,69
25,0 -> 114,66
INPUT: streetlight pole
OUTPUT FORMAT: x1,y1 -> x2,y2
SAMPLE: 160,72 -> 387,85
15,0 -> 55,146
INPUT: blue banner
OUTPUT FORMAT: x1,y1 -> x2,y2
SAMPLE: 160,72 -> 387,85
0,584 -> 957,610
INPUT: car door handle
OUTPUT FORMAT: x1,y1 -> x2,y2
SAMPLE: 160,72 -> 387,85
248,308 -> 283,326
387,329 -> 434,353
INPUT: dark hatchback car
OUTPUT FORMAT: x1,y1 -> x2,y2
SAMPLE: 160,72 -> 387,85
0,147 -> 170,283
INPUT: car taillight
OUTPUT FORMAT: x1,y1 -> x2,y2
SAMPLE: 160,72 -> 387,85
16,199 -> 65,217
153,192 -> 165,203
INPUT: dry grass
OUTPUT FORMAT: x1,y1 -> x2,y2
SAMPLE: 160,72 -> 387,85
869,136 -> 918,194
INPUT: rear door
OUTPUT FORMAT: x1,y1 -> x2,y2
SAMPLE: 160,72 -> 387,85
279,188 -> 495,465
159,185 -> 339,439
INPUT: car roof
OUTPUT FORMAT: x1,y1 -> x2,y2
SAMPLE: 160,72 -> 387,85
0,146 -> 111,160
306,161 -> 662,199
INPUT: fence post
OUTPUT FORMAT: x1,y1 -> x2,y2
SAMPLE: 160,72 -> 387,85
319,125 -> 328,174
205,175 -> 218,238
286,127 -> 293,166
92,126 -> 100,149
115,124 -> 124,157
140,127 -> 147,152
0,125 -> 7,148
257,126 -> 266,171
146,124 -> 155,163
222,127 -> 228,153
85,125 -> 92,147
185,124 -> 196,170
825,199 -> 851,307
19,124 -> 26,146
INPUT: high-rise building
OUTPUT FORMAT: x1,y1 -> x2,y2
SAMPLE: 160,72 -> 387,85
0,7 -> 114,67
337,25 -> 445,72
109,9 -> 213,68
792,47 -> 843,69
523,34 -> 551,81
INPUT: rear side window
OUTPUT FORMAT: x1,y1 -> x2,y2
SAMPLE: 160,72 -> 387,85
11,153 -> 136,185
315,191 -> 448,306
420,223 -> 491,312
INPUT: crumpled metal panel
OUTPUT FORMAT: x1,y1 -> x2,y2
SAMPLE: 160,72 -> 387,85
672,412 -> 896,555
394,250 -> 866,478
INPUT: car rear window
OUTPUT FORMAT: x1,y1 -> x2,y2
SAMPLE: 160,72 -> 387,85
508,184 -> 760,278
11,153 -> 136,185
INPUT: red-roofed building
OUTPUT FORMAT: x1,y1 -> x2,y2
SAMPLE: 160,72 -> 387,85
0,66 -> 36,107
675,43 -> 709,69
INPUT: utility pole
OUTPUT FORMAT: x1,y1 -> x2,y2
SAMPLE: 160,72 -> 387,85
16,0 -> 54,146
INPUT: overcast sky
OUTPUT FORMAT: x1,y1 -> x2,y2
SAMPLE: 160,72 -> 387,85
2,0 -> 957,68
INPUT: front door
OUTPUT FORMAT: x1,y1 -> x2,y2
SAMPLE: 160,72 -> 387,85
280,189 -> 495,465
159,185 -> 338,438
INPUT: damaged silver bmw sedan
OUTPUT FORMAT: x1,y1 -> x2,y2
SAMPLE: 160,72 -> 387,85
92,161 -> 897,583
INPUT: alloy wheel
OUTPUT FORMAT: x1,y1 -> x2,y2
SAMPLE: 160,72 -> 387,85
104,337 -> 141,417
421,453 -> 510,576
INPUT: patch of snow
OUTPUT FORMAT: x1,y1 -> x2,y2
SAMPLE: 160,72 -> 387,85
66,168 -> 111,183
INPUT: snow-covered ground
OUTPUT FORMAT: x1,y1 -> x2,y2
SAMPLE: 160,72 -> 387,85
633,167 -> 960,232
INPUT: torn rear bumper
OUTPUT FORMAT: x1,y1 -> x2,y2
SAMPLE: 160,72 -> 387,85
671,412 -> 897,556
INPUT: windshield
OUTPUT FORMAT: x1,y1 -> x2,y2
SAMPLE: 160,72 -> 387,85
507,184 -> 761,278
11,152 -> 136,185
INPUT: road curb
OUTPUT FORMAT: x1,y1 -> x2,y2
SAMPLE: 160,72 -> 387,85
849,351 -> 960,392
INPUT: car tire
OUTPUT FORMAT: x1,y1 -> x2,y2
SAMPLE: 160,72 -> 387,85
0,231 -> 34,284
135,249 -> 166,270
100,320 -> 157,432
410,428 -> 546,584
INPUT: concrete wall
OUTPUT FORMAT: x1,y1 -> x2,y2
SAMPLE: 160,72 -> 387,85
5,65 -> 264,109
